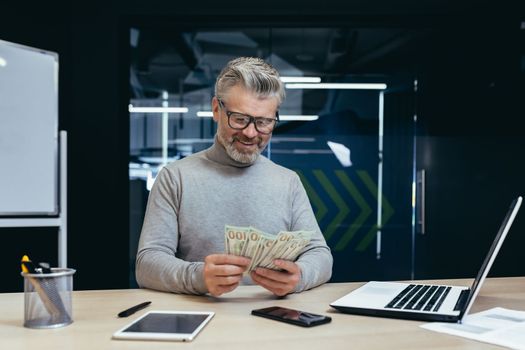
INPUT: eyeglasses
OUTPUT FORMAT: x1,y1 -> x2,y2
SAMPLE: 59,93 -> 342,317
218,99 -> 279,135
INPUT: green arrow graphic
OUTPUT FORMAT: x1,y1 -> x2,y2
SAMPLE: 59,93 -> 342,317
334,170 -> 372,251
313,170 -> 349,241
355,170 -> 394,251
295,170 -> 328,224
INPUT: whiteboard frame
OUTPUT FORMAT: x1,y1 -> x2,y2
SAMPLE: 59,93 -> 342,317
0,38 -> 67,267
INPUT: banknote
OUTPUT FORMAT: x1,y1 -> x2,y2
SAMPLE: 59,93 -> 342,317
224,225 -> 313,272
224,225 -> 249,255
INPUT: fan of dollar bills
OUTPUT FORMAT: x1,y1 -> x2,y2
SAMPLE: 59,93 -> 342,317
224,225 -> 313,272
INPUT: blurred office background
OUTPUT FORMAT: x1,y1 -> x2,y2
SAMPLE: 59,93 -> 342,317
1,0 -> 524,292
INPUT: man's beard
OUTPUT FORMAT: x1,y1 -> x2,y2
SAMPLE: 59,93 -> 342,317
217,130 -> 266,164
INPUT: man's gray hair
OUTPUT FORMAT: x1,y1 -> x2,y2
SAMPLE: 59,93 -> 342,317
215,57 -> 285,105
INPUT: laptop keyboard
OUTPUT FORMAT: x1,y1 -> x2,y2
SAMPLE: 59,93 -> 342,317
385,284 -> 451,312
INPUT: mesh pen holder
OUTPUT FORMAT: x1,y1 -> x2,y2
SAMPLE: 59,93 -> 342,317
21,268 -> 76,329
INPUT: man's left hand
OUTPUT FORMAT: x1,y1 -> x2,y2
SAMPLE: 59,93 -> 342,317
250,260 -> 301,296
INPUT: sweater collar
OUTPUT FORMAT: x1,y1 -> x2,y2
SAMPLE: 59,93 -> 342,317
206,136 -> 258,168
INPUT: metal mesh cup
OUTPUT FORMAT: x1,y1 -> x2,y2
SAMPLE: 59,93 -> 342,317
21,268 -> 76,329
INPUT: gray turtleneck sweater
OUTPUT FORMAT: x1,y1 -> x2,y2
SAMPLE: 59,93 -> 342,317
136,139 -> 333,295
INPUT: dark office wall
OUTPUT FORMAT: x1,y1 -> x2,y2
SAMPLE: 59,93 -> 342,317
0,13 -> 76,292
0,7 -> 129,291
414,20 -> 525,279
0,1 -> 522,291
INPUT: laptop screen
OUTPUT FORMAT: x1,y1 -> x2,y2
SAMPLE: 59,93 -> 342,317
460,196 -> 522,319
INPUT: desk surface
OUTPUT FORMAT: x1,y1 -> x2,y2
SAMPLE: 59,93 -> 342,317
1,277 -> 524,350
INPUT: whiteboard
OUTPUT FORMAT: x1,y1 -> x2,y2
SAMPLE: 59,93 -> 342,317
0,39 -> 59,216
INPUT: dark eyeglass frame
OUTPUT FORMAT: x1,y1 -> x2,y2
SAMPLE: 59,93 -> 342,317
217,98 -> 279,135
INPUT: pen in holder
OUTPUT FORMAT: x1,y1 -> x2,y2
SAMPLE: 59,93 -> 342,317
21,263 -> 76,329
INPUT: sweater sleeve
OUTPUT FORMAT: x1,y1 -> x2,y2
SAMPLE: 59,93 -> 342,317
135,167 -> 208,295
289,174 -> 334,292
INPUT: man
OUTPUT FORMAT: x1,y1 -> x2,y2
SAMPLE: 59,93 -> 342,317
136,57 -> 333,297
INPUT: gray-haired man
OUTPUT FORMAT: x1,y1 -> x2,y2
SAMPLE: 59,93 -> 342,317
136,57 -> 333,297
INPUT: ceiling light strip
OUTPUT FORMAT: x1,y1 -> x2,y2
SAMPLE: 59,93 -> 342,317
279,115 -> 319,121
197,111 -> 214,117
285,83 -> 387,90
280,76 -> 321,83
129,105 -> 189,113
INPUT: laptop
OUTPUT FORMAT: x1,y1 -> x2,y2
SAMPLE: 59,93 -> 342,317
330,196 -> 522,323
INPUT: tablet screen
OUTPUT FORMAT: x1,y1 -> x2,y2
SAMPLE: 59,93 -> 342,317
113,311 -> 215,341
124,312 -> 210,334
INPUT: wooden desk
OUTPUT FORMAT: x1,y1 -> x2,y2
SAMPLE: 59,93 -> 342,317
1,277 -> 524,349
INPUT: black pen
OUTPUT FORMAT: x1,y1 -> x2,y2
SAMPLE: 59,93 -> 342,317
117,301 -> 152,318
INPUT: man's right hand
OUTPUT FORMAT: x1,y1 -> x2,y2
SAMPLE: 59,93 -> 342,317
203,254 -> 250,297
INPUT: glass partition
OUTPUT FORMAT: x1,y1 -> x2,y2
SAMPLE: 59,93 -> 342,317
129,26 -> 417,285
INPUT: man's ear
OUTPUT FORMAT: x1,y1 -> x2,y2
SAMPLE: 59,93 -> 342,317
212,97 -> 220,122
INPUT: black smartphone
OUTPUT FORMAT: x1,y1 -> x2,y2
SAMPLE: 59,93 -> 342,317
251,306 -> 332,327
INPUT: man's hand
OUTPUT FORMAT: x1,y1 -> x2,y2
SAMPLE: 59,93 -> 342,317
250,259 -> 301,296
203,254 -> 250,297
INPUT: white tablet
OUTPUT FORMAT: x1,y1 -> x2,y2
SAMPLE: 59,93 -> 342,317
112,310 -> 214,342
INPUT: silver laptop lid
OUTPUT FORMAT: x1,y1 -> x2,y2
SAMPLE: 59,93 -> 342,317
460,196 -> 522,320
